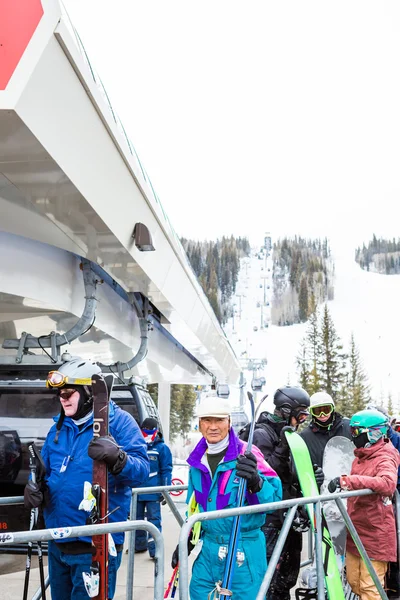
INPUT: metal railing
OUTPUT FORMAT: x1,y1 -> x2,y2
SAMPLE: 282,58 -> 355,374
126,484 -> 188,600
178,489 -> 390,600
2,487 -> 399,600
3,519 -> 164,599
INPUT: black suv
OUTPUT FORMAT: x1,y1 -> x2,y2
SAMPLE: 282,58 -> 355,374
0,366 -> 160,544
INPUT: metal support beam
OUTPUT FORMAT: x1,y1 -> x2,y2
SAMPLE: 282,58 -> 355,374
104,293 -> 149,378
3,259 -> 100,362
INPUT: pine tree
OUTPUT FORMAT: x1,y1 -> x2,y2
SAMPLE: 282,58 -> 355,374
335,381 -> 353,418
306,309 -> 321,394
347,333 -> 370,412
179,385 -> 197,441
296,338 -> 311,393
388,392 -> 394,416
318,305 -> 347,401
147,383 -> 196,441
298,276 -> 309,322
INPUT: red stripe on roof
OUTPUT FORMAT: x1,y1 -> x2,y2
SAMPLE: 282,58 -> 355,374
0,0 -> 44,90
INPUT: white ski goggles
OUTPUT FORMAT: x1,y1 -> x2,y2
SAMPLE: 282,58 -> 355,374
46,370 -> 92,388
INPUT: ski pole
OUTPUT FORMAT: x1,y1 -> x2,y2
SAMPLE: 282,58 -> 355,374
31,443 -> 47,599
170,567 -> 179,598
22,492 -> 35,600
220,391 -> 256,599
164,566 -> 178,598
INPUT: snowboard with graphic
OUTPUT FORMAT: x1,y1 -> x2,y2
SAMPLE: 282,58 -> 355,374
285,430 -> 345,600
321,436 -> 354,569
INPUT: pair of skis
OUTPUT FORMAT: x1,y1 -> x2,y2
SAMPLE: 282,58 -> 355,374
84,374 -> 113,599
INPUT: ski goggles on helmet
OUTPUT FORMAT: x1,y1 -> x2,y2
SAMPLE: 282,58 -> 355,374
350,425 -> 368,438
46,371 -> 92,388
310,404 -> 333,418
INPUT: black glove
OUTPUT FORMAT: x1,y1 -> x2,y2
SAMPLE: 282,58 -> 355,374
328,477 -> 341,493
313,464 -> 325,490
161,498 -> 167,506
171,535 -> 196,568
236,451 -> 262,494
24,481 -> 43,510
88,435 -> 127,475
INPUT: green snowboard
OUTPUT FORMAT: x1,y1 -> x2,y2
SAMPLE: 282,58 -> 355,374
285,429 -> 345,600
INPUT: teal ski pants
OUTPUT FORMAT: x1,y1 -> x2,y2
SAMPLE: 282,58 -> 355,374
189,530 -> 266,600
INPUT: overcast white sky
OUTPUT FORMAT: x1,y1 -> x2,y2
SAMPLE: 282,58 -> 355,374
63,1 -> 400,250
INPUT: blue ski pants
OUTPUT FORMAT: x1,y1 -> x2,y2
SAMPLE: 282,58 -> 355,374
135,499 -> 162,558
189,530 -> 267,600
48,541 -> 122,600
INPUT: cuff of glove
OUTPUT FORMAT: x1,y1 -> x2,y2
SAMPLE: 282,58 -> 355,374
110,450 -> 127,476
248,477 -> 263,494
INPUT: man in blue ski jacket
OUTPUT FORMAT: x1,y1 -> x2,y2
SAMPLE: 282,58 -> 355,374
171,395 -> 282,600
24,358 -> 150,600
135,417 -> 173,558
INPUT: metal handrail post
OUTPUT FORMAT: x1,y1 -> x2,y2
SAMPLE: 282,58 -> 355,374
314,501 -> 325,600
256,505 -> 297,600
335,496 -> 388,600
178,519 -> 193,600
300,526 -> 314,568
162,491 -> 185,526
126,492 -> 138,600
31,576 -> 50,600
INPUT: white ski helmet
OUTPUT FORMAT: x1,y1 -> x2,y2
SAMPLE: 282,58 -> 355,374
47,358 -> 102,388
310,391 -> 335,409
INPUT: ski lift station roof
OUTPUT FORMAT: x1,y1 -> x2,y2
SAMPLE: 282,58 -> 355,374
0,0 -> 241,385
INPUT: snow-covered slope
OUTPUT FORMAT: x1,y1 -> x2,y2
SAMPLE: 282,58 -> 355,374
223,244 -> 400,412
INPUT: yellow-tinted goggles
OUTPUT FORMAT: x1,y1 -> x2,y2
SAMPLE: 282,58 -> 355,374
46,371 -> 92,388
310,405 -> 333,418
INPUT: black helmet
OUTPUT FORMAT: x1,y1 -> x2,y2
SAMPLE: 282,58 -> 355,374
273,386 -> 310,423
274,386 -> 310,409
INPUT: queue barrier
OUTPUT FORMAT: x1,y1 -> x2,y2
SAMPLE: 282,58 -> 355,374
178,489 -> 397,600
2,487 -> 400,600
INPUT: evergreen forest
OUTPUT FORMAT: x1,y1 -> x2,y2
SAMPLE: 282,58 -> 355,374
272,237 -> 334,326
355,234 -> 400,274
180,236 -> 251,324
297,304 -> 371,416
148,383 -> 197,441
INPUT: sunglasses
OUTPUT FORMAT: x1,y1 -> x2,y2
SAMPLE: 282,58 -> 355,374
46,370 -> 92,388
310,405 -> 333,418
59,389 -> 77,400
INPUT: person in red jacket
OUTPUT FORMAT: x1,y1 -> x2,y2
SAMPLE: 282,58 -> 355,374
328,409 -> 400,600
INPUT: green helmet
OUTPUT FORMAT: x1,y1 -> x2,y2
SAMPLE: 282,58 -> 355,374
350,409 -> 388,444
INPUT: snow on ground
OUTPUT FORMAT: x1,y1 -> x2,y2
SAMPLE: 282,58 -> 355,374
223,242 -> 400,412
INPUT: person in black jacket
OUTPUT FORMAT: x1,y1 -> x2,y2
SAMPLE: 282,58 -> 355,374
300,391 -> 352,468
240,385 -> 323,600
